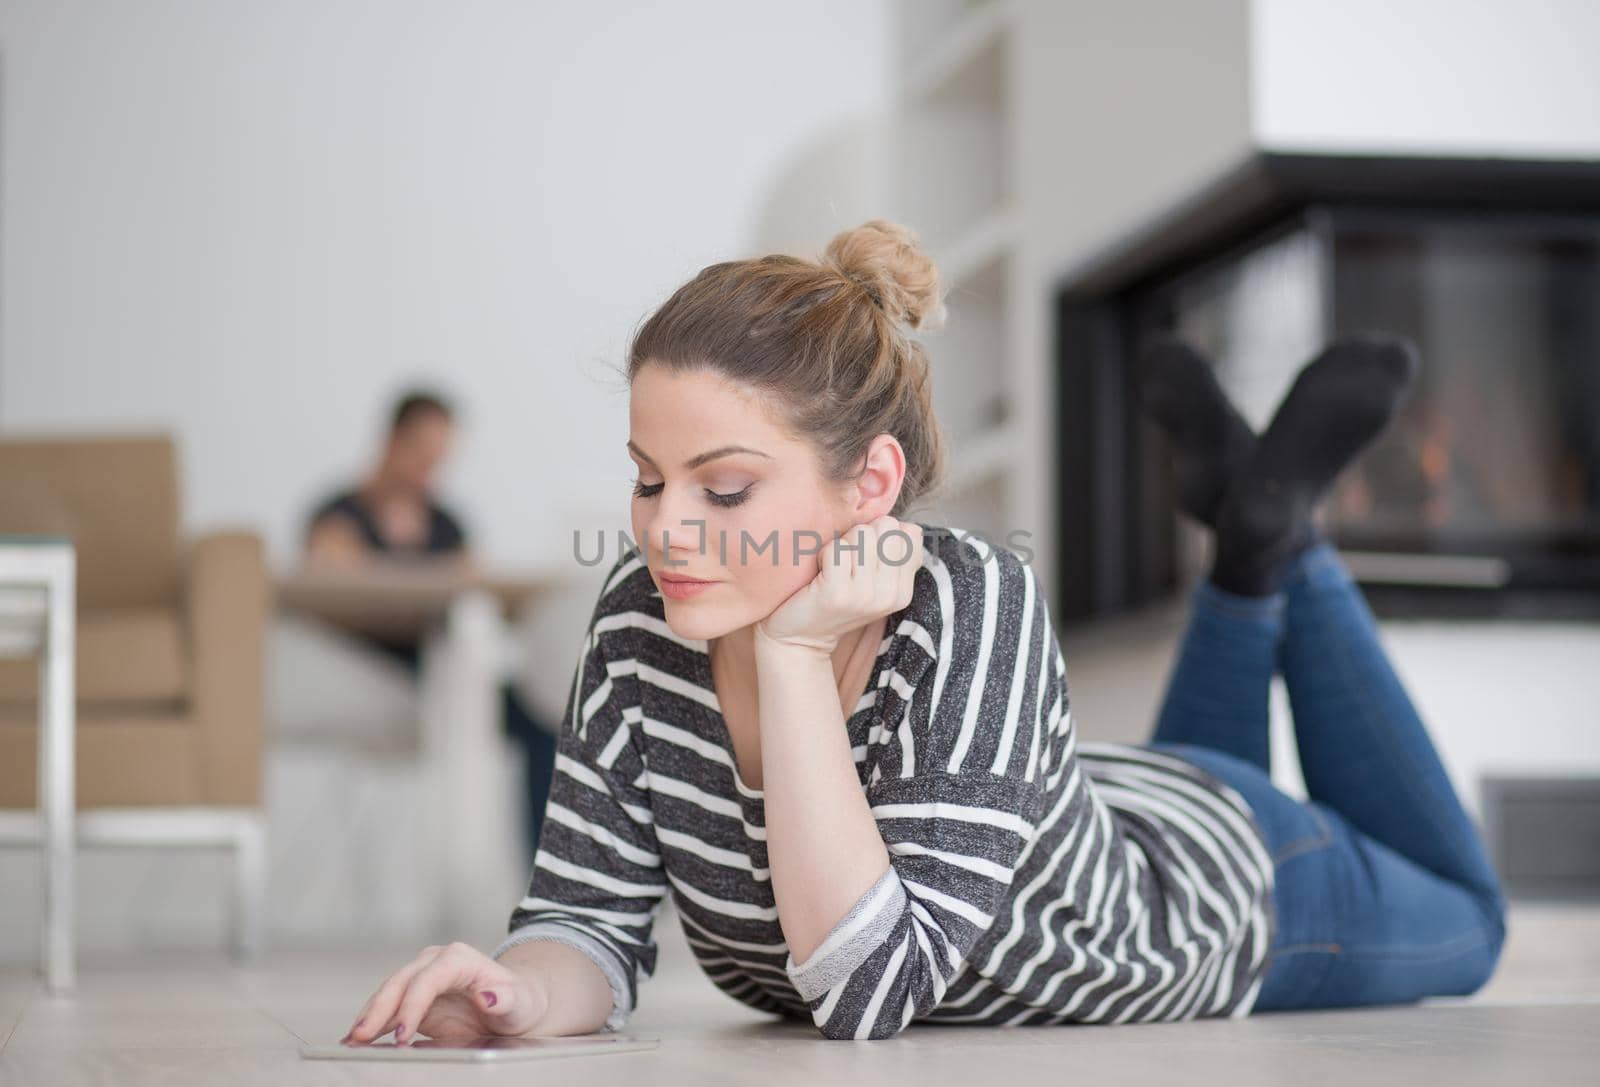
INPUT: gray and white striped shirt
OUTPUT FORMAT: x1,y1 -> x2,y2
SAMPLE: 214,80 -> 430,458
495,523 -> 1277,1040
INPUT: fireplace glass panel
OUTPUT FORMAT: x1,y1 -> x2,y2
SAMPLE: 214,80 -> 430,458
1329,214 -> 1600,554
1131,209 -> 1600,578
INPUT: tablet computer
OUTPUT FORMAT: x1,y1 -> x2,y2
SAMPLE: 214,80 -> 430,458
301,1031 -> 660,1062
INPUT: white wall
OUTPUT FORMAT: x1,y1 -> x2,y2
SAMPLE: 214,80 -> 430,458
0,0 -> 893,960
0,0 -> 891,570
1252,0 -> 1600,156
1018,0 -> 1255,286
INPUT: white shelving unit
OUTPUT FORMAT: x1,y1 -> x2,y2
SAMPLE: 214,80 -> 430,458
750,0 -> 1054,579
889,0 -> 1028,558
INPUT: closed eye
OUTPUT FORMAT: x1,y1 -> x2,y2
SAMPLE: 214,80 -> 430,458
630,479 -> 754,509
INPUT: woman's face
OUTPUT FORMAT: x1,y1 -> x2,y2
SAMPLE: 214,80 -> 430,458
627,363 -> 892,642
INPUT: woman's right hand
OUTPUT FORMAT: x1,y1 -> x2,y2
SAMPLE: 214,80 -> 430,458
343,942 -> 548,1045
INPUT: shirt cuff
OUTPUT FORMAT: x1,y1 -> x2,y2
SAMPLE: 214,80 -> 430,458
493,922 -> 632,1032
784,864 -> 905,1003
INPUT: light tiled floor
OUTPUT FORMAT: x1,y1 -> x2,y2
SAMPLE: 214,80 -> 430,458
2,899 -> 1597,1086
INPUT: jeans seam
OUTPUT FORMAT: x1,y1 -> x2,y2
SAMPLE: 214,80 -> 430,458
1271,806 -> 1334,865
1286,569 -> 1484,915
1304,573 -> 1489,905
1340,930 -> 1490,961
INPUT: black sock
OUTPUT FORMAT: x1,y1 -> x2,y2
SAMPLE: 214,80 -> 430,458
1136,333 -> 1258,528
1210,333 -> 1421,597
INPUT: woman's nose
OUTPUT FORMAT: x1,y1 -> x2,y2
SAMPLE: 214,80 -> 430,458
644,500 -> 708,559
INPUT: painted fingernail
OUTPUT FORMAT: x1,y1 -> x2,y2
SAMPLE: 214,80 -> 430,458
481,990 -> 498,1007
395,1022 -> 407,1043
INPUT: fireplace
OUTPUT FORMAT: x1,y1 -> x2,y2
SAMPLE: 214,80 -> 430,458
1053,152 -> 1600,625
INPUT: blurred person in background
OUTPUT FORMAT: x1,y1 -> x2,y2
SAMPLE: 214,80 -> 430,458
303,388 -> 559,862
305,390 -> 471,564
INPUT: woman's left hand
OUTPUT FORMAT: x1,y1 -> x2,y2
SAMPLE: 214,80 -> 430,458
756,515 -> 924,655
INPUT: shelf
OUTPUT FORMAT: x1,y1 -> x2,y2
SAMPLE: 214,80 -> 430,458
892,0 -> 1012,256
938,206 -> 1017,289
894,107 -> 1009,249
944,421 -> 1018,494
900,0 -> 1017,106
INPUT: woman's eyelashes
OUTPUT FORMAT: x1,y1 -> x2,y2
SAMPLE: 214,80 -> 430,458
630,478 -> 754,509
706,486 -> 754,508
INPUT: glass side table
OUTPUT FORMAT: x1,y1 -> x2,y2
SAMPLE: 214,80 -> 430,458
0,534 -> 76,993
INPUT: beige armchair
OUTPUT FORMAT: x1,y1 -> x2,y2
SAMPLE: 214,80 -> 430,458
0,434 -> 270,954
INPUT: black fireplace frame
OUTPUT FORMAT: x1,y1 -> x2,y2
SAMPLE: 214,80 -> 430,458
1052,151 -> 1600,626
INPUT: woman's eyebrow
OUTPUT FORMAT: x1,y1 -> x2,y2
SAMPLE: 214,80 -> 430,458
626,440 -> 771,470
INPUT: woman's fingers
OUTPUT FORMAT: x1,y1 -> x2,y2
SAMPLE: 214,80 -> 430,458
836,517 -> 917,617
416,981 -> 524,1040
846,522 -> 869,579
345,946 -> 441,1043
343,942 -> 537,1046
865,517 -> 913,609
892,520 -> 922,608
390,943 -> 489,1045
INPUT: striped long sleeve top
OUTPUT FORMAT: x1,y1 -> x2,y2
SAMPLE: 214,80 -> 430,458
494,522 -> 1277,1040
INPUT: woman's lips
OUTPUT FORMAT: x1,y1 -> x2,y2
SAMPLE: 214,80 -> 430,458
658,572 -> 718,600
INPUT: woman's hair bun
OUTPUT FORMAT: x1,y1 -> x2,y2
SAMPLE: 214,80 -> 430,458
823,218 -> 947,333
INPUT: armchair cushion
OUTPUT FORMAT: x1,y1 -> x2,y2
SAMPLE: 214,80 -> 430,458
0,710 -> 198,807
0,609 -> 187,707
0,435 -> 181,610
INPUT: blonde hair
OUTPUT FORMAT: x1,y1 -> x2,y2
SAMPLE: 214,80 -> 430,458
627,219 -> 947,516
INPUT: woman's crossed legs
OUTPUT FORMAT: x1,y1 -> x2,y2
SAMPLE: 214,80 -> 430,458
1147,541 -> 1507,1011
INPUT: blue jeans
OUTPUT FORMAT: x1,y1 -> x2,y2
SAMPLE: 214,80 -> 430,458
1145,540 -> 1508,1011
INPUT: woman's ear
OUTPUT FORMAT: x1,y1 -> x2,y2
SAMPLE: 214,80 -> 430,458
851,433 -> 907,518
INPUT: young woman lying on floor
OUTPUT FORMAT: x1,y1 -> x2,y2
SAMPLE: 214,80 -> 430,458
342,219 -> 1506,1043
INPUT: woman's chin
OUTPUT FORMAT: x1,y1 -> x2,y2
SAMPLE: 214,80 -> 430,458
662,603 -> 745,644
